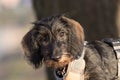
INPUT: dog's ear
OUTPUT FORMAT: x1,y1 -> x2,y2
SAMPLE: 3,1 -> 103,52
61,16 -> 84,41
21,29 -> 43,69
61,16 -> 85,58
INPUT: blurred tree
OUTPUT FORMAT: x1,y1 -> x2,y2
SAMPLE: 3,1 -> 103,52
32,0 -> 119,41
32,0 -> 119,80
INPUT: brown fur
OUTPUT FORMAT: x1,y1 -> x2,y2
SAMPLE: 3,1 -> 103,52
45,55 -> 74,68
62,16 -> 84,41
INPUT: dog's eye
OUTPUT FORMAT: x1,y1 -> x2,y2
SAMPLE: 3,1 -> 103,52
59,32 -> 65,37
42,35 -> 48,42
40,35 -> 50,45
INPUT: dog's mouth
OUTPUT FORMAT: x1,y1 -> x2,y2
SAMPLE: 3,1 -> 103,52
54,65 -> 68,78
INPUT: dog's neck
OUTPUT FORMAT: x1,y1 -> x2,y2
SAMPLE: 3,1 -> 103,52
54,47 -> 86,80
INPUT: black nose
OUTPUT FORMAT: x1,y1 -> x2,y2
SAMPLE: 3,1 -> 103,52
51,55 -> 61,61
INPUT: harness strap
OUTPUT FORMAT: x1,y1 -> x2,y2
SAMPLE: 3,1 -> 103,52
65,47 -> 86,80
103,38 -> 120,79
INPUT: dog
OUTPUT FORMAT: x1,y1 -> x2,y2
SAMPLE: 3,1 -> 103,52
21,15 -> 118,80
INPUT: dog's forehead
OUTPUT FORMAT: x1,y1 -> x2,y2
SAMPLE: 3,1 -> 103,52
38,20 -> 66,32
52,20 -> 66,31
33,15 -> 68,34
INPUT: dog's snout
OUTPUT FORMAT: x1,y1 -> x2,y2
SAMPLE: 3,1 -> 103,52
51,55 -> 61,61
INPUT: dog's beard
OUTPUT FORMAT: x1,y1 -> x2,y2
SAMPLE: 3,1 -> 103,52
45,55 -> 73,68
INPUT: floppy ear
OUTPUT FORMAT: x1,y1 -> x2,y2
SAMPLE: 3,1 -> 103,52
61,16 -> 85,58
21,29 -> 43,69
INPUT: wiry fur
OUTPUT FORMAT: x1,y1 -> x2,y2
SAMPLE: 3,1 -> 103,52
22,15 -> 84,68
22,15 -> 118,80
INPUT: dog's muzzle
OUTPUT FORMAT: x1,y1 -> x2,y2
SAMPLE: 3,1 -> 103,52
54,47 -> 86,80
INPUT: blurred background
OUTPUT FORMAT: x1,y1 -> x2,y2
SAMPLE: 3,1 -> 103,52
0,0 -> 120,80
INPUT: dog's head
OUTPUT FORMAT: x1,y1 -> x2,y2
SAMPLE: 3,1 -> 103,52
22,15 -> 84,69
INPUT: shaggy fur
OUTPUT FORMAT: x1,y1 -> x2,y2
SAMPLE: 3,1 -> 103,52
22,15 -> 118,80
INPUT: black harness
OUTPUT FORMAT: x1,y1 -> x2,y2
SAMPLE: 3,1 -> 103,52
103,38 -> 120,79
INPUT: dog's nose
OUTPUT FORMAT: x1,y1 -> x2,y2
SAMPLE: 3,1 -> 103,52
51,55 -> 61,61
